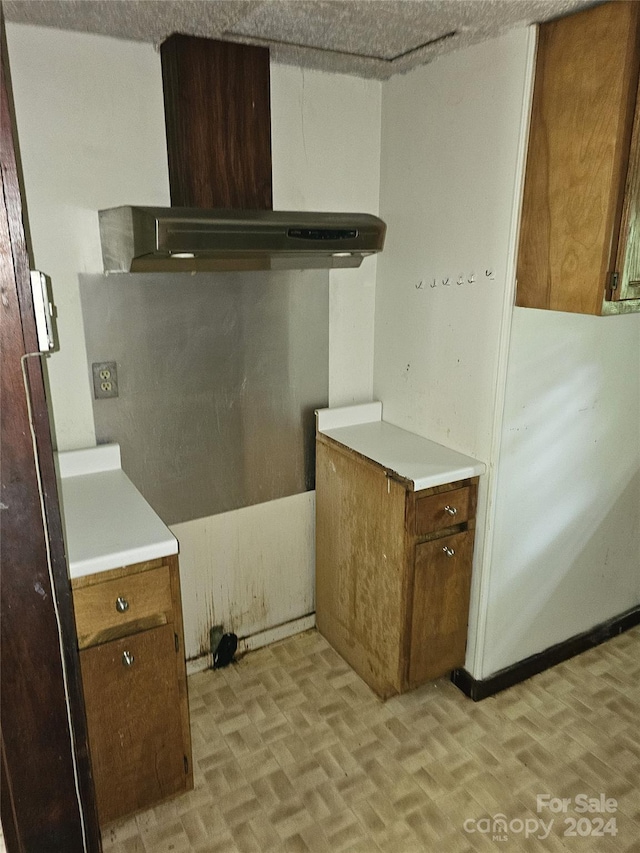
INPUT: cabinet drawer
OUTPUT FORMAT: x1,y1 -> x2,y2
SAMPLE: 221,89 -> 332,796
73,565 -> 173,649
415,486 -> 471,535
80,624 -> 187,824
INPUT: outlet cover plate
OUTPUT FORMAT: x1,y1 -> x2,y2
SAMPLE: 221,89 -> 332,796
92,361 -> 118,399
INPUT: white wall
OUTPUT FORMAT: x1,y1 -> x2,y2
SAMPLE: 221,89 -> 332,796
6,24 -> 171,451
376,27 -> 536,672
271,64 -> 381,407
482,309 -> 640,676
376,27 -> 533,461
172,493 -> 317,664
7,23 -> 381,666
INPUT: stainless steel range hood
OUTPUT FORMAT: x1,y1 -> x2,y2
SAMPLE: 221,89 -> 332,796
99,206 -> 386,273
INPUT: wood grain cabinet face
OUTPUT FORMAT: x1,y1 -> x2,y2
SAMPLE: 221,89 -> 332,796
315,434 -> 478,699
409,531 -> 474,687
80,625 -> 186,825
517,1 -> 640,315
73,565 -> 173,649
72,556 -> 192,825
415,486 -> 471,536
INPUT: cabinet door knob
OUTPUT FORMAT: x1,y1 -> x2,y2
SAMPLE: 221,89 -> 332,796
444,505 -> 457,516
115,596 -> 129,613
122,650 -> 135,667
442,546 -> 455,557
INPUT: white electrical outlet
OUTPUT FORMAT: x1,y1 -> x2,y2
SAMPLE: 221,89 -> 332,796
92,362 -> 119,399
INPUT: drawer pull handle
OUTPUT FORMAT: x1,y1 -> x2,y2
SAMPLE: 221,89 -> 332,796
442,546 -> 455,557
115,596 -> 129,613
444,505 -> 457,516
122,651 -> 135,667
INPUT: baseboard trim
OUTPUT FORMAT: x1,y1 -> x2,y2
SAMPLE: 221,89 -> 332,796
451,604 -> 640,701
185,613 -> 316,676
238,613 -> 316,655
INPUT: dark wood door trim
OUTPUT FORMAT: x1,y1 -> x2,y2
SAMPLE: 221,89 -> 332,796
0,17 -> 101,852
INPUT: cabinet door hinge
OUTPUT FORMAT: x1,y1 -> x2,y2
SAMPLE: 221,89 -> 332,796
184,755 -> 189,775
610,271 -> 619,292
175,632 -> 180,653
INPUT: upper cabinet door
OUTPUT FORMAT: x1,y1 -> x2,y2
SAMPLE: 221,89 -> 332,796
614,76 -> 640,303
516,2 -> 640,316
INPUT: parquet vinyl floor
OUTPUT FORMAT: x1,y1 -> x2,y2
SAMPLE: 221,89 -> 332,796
101,626 -> 640,852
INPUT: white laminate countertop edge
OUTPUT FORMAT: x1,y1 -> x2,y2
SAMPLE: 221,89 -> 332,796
56,444 -> 177,579
316,401 -> 382,431
55,442 -> 121,478
317,405 -> 486,491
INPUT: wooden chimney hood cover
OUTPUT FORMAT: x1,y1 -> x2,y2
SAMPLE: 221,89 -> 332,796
161,34 -> 273,211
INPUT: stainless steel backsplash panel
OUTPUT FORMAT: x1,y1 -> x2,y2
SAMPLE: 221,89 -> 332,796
79,271 -> 328,525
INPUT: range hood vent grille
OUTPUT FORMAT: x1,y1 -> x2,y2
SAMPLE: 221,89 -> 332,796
99,206 -> 386,273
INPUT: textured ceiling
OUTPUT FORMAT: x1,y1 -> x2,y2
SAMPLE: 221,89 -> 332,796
4,0 -> 599,79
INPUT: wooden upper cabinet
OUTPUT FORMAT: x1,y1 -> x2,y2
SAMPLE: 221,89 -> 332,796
615,69 -> 640,304
517,2 -> 640,315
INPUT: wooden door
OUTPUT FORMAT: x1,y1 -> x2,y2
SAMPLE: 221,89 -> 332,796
0,16 -> 101,851
80,625 -> 187,825
408,531 -> 474,686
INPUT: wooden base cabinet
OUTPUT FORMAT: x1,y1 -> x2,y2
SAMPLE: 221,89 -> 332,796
315,434 -> 478,699
72,555 -> 193,825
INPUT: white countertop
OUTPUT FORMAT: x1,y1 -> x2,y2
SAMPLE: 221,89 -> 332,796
316,402 -> 485,491
56,444 -> 178,579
